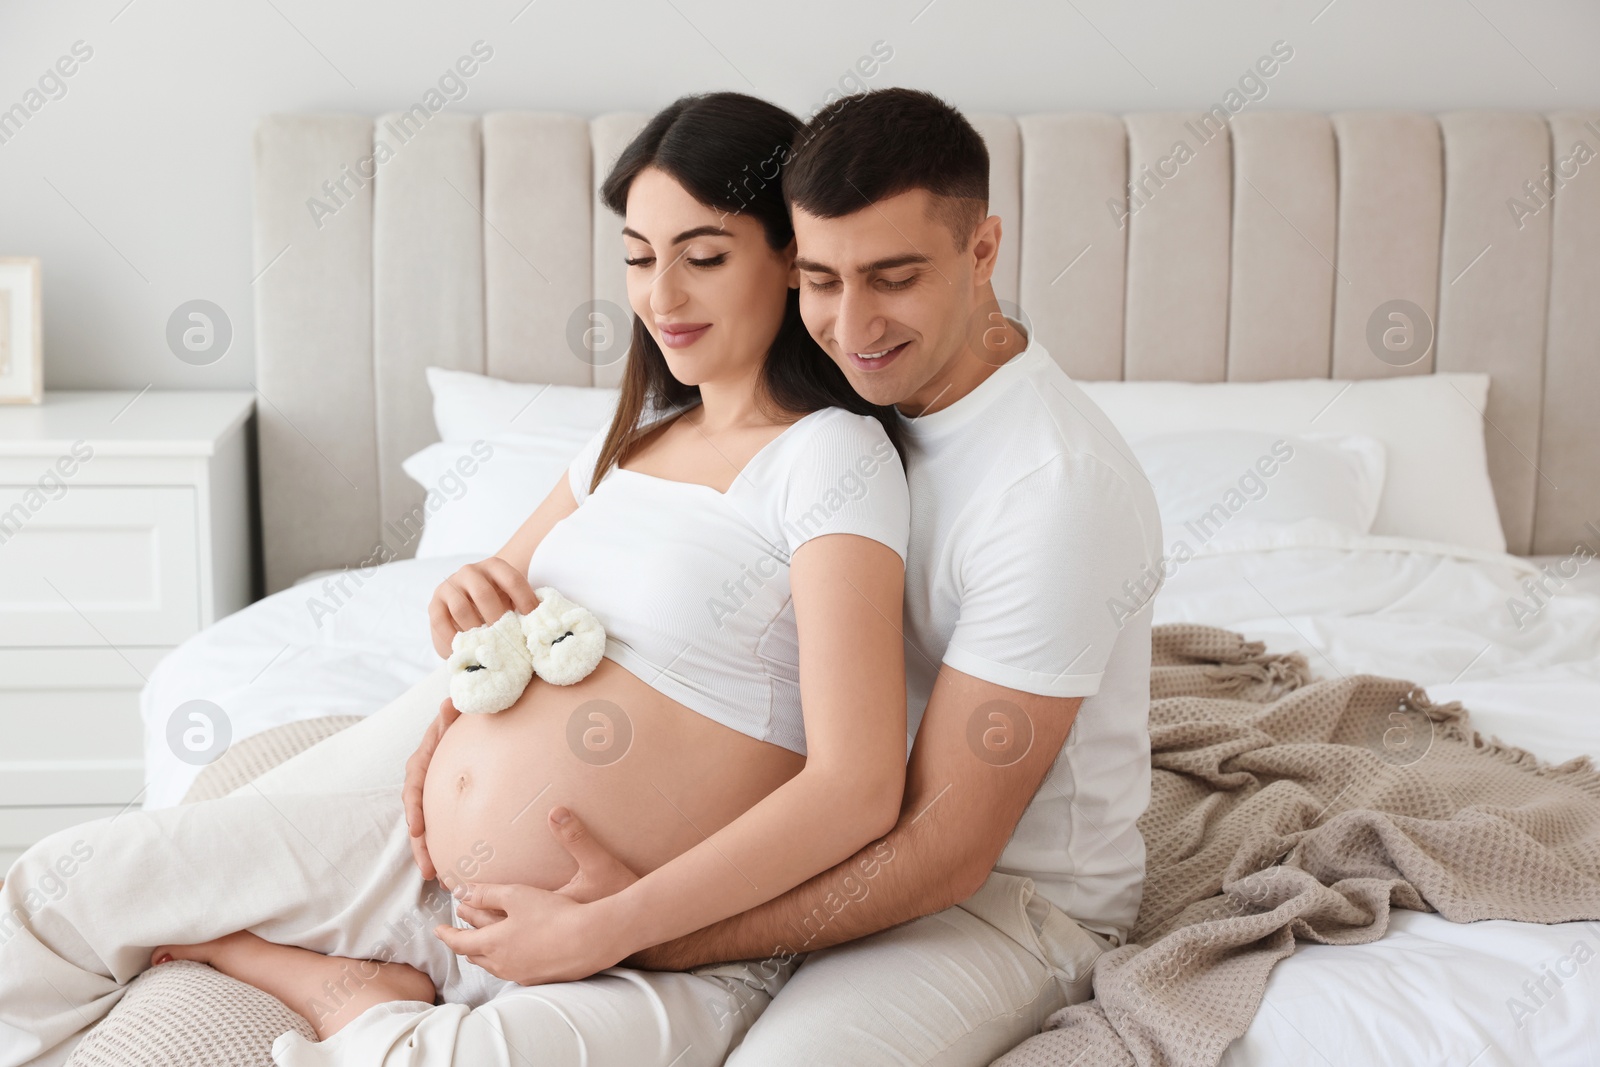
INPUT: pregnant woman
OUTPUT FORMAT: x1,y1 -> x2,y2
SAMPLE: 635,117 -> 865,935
141,91 -> 912,1042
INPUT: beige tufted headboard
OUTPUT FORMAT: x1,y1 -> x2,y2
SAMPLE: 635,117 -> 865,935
253,108 -> 1600,593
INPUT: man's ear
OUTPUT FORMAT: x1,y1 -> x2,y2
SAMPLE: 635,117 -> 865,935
969,214 -> 1004,288
784,236 -> 800,289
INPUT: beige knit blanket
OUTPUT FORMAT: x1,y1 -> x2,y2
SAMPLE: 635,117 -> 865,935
997,623 -> 1600,1067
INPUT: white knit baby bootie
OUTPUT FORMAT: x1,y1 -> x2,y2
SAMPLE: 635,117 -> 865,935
447,610 -> 534,715
522,586 -> 607,686
445,589 -> 607,714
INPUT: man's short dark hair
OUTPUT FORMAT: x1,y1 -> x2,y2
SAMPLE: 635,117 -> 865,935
784,88 -> 989,250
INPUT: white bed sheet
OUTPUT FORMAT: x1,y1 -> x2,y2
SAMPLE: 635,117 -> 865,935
1154,531 -> 1600,761
1223,911 -> 1600,1067
138,533 -> 1600,1065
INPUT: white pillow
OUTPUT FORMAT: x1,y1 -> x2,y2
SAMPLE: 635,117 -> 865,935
1077,373 -> 1505,553
401,437 -> 572,558
405,368 -> 620,558
1128,430 -> 1386,553
426,365 -> 620,443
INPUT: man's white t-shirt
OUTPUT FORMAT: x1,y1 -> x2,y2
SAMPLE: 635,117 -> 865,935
899,329 -> 1164,945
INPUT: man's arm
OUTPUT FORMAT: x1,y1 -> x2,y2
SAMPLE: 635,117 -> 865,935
628,666 -> 1082,969
563,452 -> 1147,968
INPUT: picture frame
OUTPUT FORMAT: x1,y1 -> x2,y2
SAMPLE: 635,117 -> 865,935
0,256 -> 43,404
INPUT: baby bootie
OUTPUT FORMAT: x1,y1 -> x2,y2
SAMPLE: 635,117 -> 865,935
447,609 -> 534,714
522,586 -> 607,686
444,588 -> 607,714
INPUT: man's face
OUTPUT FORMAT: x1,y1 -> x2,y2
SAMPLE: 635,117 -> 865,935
792,188 -> 999,415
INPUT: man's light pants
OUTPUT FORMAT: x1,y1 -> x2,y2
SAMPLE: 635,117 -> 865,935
0,666 -> 1109,1066
726,871 -> 1110,1067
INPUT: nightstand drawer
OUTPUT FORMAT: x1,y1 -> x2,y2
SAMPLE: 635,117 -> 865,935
0,485 -> 199,647
0,648 -> 157,807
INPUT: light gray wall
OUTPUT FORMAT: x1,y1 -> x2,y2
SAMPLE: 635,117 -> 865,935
2,0 -> 1597,391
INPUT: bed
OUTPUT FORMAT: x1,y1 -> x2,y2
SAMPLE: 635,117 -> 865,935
125,107 -> 1600,1065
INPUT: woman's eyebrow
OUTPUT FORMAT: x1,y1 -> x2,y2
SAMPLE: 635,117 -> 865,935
620,224 -> 731,244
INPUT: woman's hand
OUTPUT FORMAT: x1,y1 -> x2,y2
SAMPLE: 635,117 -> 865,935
441,807 -> 643,982
404,697 -> 460,880
427,556 -> 540,658
434,883 -> 632,986
451,807 -> 640,926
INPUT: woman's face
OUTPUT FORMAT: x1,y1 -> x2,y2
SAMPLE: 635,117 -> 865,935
622,166 -> 796,389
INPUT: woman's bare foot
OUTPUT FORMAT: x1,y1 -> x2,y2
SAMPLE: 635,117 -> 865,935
151,930 -> 436,1040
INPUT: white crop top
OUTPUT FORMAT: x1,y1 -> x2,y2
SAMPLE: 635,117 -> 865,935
526,404 -> 909,755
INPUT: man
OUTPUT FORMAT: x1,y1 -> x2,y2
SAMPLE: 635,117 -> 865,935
417,88 -> 1164,1064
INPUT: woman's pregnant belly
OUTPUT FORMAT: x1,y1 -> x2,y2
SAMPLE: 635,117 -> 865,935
422,657 -> 804,893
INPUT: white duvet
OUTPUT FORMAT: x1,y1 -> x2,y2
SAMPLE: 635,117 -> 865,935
139,533 -> 1600,1066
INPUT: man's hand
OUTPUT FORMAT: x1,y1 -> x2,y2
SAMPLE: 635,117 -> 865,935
453,807 -> 640,935
404,697 -> 461,880
547,807 -> 640,902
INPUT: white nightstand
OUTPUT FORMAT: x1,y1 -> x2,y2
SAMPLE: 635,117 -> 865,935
0,390 -> 256,871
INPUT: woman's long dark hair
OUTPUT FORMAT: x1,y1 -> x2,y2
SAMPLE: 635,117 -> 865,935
591,92 -> 903,495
